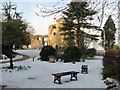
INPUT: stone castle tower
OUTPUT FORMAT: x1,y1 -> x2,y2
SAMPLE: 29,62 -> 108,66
48,18 -> 68,49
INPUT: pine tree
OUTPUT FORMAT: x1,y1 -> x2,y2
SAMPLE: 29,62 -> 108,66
101,15 -> 116,51
60,1 -> 101,49
60,17 -> 75,47
2,2 -> 30,69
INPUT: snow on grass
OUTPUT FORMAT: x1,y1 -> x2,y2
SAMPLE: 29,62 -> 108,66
0,55 -> 23,62
1,50 -> 106,88
15,49 -> 41,57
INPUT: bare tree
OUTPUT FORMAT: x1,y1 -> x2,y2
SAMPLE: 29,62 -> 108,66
35,0 -> 119,47
23,19 -> 36,35
118,1 -> 120,47
35,0 -> 118,26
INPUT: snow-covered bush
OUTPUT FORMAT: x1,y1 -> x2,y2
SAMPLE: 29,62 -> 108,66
63,46 -> 81,62
104,78 -> 119,89
40,46 -> 56,61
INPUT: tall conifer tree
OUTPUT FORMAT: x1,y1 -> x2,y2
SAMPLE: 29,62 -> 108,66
2,2 -> 30,69
60,1 -> 101,49
101,15 -> 116,50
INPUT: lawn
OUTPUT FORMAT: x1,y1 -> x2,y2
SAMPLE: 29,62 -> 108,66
1,49 -> 106,88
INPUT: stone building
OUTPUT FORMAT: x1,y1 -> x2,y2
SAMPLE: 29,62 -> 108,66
25,18 -> 104,51
48,18 -> 68,49
23,34 -> 48,49
30,35 -> 48,49
48,18 -> 104,51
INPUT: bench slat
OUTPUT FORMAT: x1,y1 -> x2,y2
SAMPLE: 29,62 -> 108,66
52,71 -> 79,84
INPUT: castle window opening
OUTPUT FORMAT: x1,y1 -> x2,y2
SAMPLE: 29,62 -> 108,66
44,37 -> 48,41
53,32 -> 56,36
44,42 -> 48,46
56,45 -> 58,49
37,36 -> 41,40
53,26 -> 56,29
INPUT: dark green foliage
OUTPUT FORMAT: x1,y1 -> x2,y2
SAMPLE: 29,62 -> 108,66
2,2 -> 30,69
104,80 -> 117,89
102,66 -> 116,79
40,46 -> 56,61
2,44 -> 18,58
2,65 -> 31,72
101,15 -> 116,51
102,50 -> 120,81
79,45 -> 88,61
86,48 -> 97,57
103,50 -> 118,67
60,1 -> 100,48
63,46 -> 81,62
2,19 -> 29,48
112,45 -> 120,50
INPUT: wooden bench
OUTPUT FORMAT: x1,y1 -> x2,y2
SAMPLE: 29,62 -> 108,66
81,65 -> 88,74
52,71 -> 79,84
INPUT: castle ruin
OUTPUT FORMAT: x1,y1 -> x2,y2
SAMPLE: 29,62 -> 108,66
24,18 -> 104,51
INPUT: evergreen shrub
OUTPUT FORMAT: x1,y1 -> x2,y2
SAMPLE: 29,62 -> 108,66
86,48 -> 97,57
63,46 -> 81,62
102,65 -> 116,79
2,45 -> 18,58
40,46 -> 56,61
103,50 -> 118,67
102,50 -> 120,81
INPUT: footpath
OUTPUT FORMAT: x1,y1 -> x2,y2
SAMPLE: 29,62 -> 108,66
0,54 -> 30,64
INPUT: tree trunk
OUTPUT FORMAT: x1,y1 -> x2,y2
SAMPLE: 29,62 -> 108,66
10,57 -> 13,69
9,44 -> 13,69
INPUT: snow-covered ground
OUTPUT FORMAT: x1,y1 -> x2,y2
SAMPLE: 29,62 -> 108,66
0,55 -> 23,62
15,49 -> 41,57
1,50 -> 106,88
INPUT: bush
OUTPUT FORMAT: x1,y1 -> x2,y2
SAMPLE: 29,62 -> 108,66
103,50 -> 119,67
86,48 -> 97,57
40,46 -> 56,61
102,50 -> 120,81
63,46 -> 81,62
102,66 -> 116,79
2,44 -> 17,58
111,45 -> 120,50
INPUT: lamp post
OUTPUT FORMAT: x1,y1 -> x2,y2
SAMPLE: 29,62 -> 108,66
32,55 -> 36,62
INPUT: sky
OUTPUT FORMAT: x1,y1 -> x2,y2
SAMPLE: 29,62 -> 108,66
1,0 -> 71,35
0,0 -> 119,44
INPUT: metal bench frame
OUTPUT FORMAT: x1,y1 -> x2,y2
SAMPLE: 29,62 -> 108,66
81,65 -> 88,74
52,71 -> 79,84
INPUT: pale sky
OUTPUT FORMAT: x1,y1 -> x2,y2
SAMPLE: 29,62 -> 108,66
1,0 -> 71,35
0,0 -> 119,44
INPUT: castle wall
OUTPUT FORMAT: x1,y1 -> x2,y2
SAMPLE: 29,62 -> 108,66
23,18 -> 104,51
23,35 -> 48,49
48,18 -> 68,49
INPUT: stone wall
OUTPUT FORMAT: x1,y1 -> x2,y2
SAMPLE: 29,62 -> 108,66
48,18 -> 68,49
23,34 -> 48,49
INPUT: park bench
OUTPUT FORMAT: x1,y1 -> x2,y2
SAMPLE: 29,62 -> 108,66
52,71 -> 79,84
81,65 -> 88,74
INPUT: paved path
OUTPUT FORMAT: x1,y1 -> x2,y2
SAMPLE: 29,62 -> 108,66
0,54 -> 30,64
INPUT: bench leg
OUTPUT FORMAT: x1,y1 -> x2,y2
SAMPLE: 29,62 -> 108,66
70,73 -> 77,81
54,76 -> 62,84
81,68 -> 88,74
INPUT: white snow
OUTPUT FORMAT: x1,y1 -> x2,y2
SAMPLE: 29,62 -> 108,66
0,55 -> 23,62
0,50 -> 106,88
